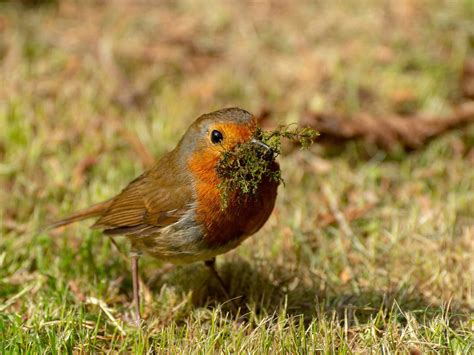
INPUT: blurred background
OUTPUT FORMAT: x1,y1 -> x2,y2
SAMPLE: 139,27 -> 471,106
0,0 -> 473,352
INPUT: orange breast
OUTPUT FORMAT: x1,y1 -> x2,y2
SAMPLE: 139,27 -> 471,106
188,152 -> 279,247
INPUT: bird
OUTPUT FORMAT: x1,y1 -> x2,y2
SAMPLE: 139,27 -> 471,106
48,107 -> 280,323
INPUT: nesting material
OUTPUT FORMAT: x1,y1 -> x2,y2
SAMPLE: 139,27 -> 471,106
216,126 -> 318,208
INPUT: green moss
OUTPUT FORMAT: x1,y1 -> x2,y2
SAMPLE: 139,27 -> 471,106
216,126 -> 319,208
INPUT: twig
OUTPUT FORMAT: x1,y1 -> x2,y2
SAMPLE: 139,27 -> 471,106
301,101 -> 474,151
86,296 -> 126,336
0,284 -> 35,312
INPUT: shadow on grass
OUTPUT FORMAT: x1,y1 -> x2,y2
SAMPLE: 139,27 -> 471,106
144,257 -> 467,326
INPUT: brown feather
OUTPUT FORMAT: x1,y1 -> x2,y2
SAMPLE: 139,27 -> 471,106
91,151 -> 193,236
48,150 -> 193,236
46,199 -> 113,230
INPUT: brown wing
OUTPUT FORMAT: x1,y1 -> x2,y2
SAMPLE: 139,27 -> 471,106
92,165 -> 192,237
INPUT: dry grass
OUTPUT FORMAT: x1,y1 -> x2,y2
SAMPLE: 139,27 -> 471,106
0,0 -> 473,352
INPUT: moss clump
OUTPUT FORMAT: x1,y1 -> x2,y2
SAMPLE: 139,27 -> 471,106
216,126 -> 319,208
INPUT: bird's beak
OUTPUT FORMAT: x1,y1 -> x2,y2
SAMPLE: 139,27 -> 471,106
251,138 -> 275,159
251,138 -> 273,152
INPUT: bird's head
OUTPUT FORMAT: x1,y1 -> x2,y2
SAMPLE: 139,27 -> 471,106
180,108 -> 273,182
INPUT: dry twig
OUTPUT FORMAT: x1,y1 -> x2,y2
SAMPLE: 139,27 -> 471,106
300,102 -> 474,151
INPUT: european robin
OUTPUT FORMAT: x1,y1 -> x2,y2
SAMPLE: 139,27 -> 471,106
49,107 -> 279,323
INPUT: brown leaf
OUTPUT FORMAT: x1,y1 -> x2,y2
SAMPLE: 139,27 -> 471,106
301,102 -> 474,151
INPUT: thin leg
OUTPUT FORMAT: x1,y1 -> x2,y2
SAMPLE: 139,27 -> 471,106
204,259 -> 240,312
204,258 -> 231,300
131,254 -> 141,325
111,240 -> 152,321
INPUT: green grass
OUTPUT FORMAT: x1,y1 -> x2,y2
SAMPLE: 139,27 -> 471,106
1,0 -> 473,352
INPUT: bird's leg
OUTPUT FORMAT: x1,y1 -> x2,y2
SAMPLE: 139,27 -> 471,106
111,239 -> 152,316
204,258 -> 231,300
131,254 -> 141,325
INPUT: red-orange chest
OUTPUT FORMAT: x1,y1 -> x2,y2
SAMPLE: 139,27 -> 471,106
188,153 -> 279,246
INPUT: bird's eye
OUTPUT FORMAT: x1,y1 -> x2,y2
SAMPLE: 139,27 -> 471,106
210,130 -> 223,144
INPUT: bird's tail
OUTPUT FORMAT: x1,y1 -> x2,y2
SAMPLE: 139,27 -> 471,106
46,199 -> 113,230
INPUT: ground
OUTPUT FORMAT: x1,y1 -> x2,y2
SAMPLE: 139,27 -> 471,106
0,0 -> 473,352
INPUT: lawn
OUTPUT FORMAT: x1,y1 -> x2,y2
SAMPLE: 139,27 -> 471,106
0,0 -> 473,352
